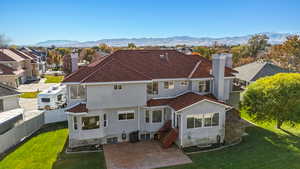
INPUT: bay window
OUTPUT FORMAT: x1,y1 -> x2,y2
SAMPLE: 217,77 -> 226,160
82,116 -> 100,130
152,110 -> 162,123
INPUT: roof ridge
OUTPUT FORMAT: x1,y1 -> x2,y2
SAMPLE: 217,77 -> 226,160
188,60 -> 202,78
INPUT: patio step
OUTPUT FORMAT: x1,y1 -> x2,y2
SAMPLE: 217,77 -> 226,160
161,128 -> 178,148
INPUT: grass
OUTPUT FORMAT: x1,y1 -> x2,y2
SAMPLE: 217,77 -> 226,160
44,75 -> 64,83
161,113 -> 300,169
52,152 -> 105,169
20,91 -> 40,98
1,114 -> 299,169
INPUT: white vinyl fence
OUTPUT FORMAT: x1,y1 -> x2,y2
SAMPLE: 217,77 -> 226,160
44,108 -> 67,124
0,113 -> 44,154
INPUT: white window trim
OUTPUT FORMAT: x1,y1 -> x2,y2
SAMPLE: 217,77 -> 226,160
186,112 -> 219,130
145,108 -> 164,124
118,110 -> 135,121
70,85 -> 86,100
103,113 -> 108,128
164,81 -> 175,89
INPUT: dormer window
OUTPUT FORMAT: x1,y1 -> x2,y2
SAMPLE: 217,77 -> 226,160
114,84 -> 122,90
164,81 -> 174,89
199,80 -> 210,93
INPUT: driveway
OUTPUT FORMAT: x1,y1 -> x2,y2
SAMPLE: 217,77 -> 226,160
103,141 -> 192,169
18,78 -> 56,92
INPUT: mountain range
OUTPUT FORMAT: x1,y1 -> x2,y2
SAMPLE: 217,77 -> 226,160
35,32 -> 295,47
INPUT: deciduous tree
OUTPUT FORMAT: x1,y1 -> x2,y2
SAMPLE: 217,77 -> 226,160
241,73 -> 300,128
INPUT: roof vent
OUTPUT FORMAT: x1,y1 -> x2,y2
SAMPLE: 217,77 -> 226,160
160,52 -> 169,61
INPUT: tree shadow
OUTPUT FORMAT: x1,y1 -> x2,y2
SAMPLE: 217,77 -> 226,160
279,128 -> 299,138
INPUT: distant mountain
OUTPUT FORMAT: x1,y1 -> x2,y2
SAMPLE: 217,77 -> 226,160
35,33 -> 295,47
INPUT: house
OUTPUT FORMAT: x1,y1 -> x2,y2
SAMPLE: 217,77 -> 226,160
0,48 -> 41,87
63,50 -> 243,148
0,83 -> 23,134
234,61 -> 290,87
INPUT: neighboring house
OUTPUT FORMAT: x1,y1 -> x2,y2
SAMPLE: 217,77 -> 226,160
0,83 -> 23,134
63,50 -> 243,148
234,61 -> 290,87
0,48 -> 41,87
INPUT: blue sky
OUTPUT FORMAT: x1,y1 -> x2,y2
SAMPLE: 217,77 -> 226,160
1,0 -> 300,45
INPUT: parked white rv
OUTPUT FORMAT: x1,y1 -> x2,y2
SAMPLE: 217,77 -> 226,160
38,84 -> 67,110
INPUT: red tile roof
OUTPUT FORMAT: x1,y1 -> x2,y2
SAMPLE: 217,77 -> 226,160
147,92 -> 229,111
0,63 -> 16,75
66,103 -> 88,113
0,50 -> 16,61
63,50 -> 236,83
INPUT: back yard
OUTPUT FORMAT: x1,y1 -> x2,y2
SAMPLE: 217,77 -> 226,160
0,118 -> 299,169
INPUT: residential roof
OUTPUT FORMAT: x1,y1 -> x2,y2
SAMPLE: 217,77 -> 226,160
234,61 -> 290,82
0,63 -> 16,75
0,50 -> 16,61
63,50 -> 236,83
147,92 -> 229,111
66,103 -> 88,113
0,83 -> 20,97
0,49 -> 25,62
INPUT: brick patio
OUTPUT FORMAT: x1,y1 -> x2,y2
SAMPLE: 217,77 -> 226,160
103,141 -> 192,169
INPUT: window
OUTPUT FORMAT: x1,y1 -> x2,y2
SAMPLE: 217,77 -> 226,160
199,80 -> 210,93
204,114 -> 212,127
187,115 -> 203,129
118,111 -> 135,120
164,81 -> 174,89
57,94 -> 62,101
147,82 -> 158,94
114,84 -> 122,90
103,114 -> 107,127
73,117 -> 78,130
152,110 -> 162,123
41,98 -> 50,102
181,80 -> 188,86
82,116 -> 100,130
145,110 -> 150,123
212,113 -> 219,126
0,99 -> 3,112
70,85 -> 86,99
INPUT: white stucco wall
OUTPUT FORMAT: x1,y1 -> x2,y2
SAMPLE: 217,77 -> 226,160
179,101 -> 227,147
86,83 -> 147,109
2,95 -> 20,112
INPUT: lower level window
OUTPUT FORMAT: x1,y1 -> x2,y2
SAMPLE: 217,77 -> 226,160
152,110 -> 162,123
82,116 -> 100,130
187,113 -> 219,129
118,111 -> 135,120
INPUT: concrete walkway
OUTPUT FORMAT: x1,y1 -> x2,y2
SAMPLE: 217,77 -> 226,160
103,141 -> 192,169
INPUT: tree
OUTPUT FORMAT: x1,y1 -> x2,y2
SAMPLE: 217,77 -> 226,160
192,46 -> 216,59
247,34 -> 269,57
241,73 -> 300,129
99,43 -> 113,53
128,43 -> 136,49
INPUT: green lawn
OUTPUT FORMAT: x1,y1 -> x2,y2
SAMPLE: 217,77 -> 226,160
1,118 -> 299,169
20,91 -> 40,98
44,75 -> 64,83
